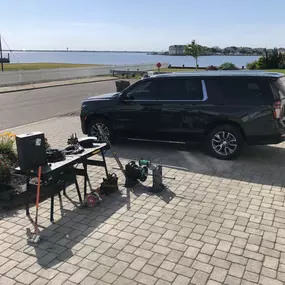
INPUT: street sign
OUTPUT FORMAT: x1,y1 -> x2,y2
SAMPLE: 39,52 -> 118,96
156,62 -> 162,69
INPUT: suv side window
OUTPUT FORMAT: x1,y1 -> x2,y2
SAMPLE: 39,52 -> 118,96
204,78 -> 223,103
125,80 -> 157,100
205,77 -> 272,104
156,78 -> 203,101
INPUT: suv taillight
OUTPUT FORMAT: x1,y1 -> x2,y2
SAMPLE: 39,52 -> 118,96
273,101 -> 282,119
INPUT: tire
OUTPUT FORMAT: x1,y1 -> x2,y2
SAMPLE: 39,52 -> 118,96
206,124 -> 244,160
88,118 -> 115,143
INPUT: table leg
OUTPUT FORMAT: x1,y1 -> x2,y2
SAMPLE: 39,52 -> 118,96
83,161 -> 88,198
74,177 -> 83,204
50,176 -> 55,223
50,193 -> 54,223
63,181 -> 66,196
25,177 -> 30,217
101,149 -> 109,177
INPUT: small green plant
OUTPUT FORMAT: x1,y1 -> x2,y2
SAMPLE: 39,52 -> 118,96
219,62 -> 239,70
0,155 -> 13,184
0,132 -> 16,185
246,61 -> 258,70
0,132 -> 15,154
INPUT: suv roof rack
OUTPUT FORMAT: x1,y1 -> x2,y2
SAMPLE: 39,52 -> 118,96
152,70 -> 284,78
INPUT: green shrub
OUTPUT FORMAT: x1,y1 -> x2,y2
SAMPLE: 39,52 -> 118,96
247,48 -> 284,70
246,61 -> 258,70
0,132 -> 16,185
0,155 -> 13,184
219,62 -> 239,70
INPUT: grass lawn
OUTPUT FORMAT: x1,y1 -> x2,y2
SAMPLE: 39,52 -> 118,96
159,68 -> 203,72
2,62 -> 102,71
267,69 -> 285,75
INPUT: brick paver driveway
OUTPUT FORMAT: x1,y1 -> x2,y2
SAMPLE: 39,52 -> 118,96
1,116 -> 285,285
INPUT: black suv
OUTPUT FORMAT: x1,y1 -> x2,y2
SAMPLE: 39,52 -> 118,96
80,71 -> 285,159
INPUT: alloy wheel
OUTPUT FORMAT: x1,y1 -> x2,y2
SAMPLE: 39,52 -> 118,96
211,131 -> 237,156
90,123 -> 110,140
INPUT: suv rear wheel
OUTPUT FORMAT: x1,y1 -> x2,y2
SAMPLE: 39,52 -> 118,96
206,124 -> 244,160
88,118 -> 115,143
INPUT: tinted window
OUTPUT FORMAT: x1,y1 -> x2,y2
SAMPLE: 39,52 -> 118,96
156,78 -> 203,100
204,78 -> 223,103
205,77 -> 272,104
125,80 -> 157,100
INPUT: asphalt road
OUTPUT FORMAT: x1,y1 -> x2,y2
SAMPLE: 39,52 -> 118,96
0,80 -> 131,130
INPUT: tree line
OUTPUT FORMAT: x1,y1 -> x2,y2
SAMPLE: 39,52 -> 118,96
184,40 -> 285,70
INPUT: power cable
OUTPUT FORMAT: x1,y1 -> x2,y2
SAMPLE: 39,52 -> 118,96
1,35 -> 36,89
0,35 -> 37,106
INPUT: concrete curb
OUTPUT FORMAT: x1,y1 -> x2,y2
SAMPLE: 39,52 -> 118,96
0,77 -> 117,94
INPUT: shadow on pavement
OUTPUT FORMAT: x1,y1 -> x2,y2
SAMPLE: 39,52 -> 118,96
22,172 -> 175,268
106,139 -> 285,188
14,138 -> 285,268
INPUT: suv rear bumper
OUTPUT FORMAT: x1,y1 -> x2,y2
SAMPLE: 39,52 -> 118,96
247,134 -> 285,145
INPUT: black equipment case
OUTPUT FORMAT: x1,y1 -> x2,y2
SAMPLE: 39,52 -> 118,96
16,132 -> 47,171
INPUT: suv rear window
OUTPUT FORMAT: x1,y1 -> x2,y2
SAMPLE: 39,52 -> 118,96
205,77 -> 273,104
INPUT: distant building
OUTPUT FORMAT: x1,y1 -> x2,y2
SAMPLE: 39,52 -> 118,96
169,45 -> 185,55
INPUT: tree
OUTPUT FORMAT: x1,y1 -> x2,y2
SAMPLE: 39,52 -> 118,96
240,47 -> 247,54
247,47 -> 284,70
184,40 -> 203,70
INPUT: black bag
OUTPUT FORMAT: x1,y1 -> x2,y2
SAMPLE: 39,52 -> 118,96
100,173 -> 118,195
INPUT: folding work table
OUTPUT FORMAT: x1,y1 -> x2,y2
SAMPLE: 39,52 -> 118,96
15,143 -> 109,222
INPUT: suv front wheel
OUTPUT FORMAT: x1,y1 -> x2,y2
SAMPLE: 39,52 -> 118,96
206,124 -> 244,160
88,118 -> 115,143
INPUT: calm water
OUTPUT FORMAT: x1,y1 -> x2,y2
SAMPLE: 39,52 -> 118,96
7,51 -> 259,68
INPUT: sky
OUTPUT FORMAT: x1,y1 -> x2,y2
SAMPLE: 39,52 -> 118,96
1,0 -> 285,51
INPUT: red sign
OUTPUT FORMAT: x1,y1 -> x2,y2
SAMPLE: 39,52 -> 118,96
156,62 -> 162,68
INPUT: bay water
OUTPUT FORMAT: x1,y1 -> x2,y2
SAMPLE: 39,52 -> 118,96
7,51 -> 259,68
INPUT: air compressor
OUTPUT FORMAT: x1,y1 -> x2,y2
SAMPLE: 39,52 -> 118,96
125,161 -> 148,187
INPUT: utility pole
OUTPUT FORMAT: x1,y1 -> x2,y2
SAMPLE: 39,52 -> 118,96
0,34 -> 3,72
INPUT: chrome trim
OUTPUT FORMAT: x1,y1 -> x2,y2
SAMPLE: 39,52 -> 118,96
201,80 -> 208,101
124,80 -> 208,103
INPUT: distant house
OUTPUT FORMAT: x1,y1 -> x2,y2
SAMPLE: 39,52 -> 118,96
169,45 -> 185,55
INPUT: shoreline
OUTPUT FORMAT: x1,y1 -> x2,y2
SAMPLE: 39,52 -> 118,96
4,50 -> 261,56
151,53 -> 261,57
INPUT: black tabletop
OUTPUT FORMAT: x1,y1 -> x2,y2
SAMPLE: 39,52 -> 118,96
15,143 -> 106,176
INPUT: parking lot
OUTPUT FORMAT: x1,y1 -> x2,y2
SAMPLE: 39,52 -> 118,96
1,115 -> 285,285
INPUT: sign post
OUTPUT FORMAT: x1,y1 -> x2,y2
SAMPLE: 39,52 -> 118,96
156,62 -> 161,73
0,35 -> 3,72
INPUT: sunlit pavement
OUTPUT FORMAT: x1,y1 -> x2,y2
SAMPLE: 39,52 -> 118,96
1,116 -> 285,285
